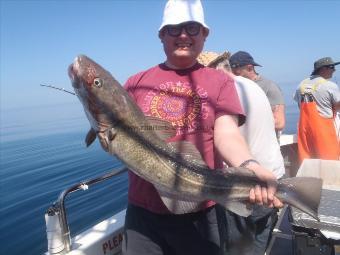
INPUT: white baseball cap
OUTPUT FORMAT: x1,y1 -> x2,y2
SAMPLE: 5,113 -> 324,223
159,0 -> 209,31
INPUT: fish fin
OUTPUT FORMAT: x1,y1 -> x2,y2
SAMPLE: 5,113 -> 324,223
145,116 -> 176,140
278,177 -> 322,220
95,128 -> 117,153
145,117 -> 207,167
222,200 -> 253,217
154,184 -> 204,213
160,196 -> 204,214
104,128 -> 119,153
85,128 -> 97,147
107,127 -> 117,141
169,141 -> 207,167
160,195 -> 253,216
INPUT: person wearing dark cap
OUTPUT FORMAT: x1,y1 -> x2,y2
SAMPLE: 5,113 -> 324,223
229,51 -> 286,139
293,57 -> 340,162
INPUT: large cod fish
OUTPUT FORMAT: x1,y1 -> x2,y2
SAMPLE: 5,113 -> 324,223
68,55 -> 322,219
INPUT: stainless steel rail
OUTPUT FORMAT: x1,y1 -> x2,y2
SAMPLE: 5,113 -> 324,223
46,166 -> 128,254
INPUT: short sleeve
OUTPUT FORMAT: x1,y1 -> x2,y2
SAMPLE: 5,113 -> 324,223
123,71 -> 147,100
329,82 -> 340,105
216,75 -> 246,126
293,88 -> 301,106
267,82 -> 285,105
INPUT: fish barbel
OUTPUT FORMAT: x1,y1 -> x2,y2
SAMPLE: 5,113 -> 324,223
68,54 -> 322,219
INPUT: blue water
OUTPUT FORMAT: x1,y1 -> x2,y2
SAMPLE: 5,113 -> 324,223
0,83 -> 299,255
0,103 -> 128,255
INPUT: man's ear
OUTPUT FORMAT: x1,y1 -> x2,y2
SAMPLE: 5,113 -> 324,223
246,65 -> 254,72
202,27 -> 209,38
158,30 -> 165,41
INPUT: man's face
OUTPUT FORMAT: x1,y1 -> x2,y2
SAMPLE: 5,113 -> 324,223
321,65 -> 336,79
231,65 -> 253,79
159,22 -> 209,69
315,65 -> 336,80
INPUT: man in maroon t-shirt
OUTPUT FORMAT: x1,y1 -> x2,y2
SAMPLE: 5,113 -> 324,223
122,1 -> 283,255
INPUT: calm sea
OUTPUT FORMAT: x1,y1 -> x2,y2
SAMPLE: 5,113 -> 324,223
0,102 -> 128,255
0,82 -> 299,255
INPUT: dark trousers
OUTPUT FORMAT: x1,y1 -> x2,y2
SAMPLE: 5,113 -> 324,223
122,203 -> 223,255
218,205 -> 278,255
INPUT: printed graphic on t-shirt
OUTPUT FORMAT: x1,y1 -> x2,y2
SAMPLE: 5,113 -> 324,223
142,81 -> 209,135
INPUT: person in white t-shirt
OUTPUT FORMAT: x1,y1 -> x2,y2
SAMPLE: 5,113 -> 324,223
198,51 -> 285,255
234,75 -> 285,178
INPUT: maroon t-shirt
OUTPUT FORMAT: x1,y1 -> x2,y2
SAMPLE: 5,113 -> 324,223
124,63 -> 244,214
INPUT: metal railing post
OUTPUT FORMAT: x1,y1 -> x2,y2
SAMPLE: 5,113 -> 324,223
45,166 -> 128,254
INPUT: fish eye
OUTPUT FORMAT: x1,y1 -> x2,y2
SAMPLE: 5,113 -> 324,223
93,78 -> 103,87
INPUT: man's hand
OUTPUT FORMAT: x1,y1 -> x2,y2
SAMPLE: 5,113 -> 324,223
213,115 -> 284,208
247,161 -> 283,208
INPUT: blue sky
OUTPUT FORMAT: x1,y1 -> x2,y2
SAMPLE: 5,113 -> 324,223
1,0 -> 340,110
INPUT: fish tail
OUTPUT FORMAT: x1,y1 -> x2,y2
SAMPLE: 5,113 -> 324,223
277,177 -> 322,220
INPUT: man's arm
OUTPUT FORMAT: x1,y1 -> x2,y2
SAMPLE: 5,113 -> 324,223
272,104 -> 285,131
266,80 -> 285,131
214,114 -> 283,207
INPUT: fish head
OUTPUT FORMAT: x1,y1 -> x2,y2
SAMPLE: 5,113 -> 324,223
68,55 -> 122,132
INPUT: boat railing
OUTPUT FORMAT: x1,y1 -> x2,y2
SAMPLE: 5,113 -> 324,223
45,166 -> 128,254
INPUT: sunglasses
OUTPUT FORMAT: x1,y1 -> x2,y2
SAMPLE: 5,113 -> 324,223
325,65 -> 335,70
164,22 -> 202,37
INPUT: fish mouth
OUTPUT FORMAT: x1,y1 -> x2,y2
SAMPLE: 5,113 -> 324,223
68,63 -> 80,89
68,55 -> 96,89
